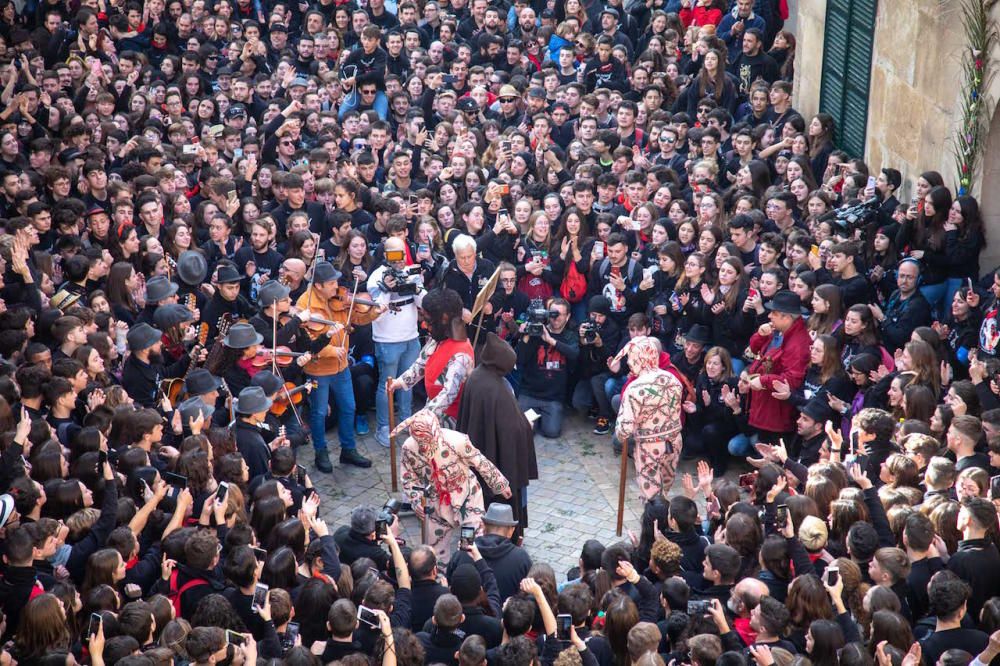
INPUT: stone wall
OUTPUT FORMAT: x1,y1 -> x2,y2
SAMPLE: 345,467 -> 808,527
793,0 -> 1000,273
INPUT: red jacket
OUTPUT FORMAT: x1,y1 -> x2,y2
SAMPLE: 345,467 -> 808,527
679,6 -> 723,27
746,316 -> 810,433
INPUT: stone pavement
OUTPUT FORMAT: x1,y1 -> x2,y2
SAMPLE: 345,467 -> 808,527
300,412 -> 736,578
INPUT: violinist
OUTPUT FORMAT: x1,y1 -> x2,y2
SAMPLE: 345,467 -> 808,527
202,262 -> 259,345
249,279 -> 328,384
251,370 -> 308,450
296,260 -> 385,473
210,322 -> 314,400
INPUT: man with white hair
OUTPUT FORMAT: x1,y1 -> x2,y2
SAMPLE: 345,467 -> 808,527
442,233 -> 497,326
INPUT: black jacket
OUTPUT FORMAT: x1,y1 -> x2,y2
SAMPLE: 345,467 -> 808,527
67,477 -> 119,585
417,628 -> 464,666
0,566 -> 39,642
947,538 -> 1000,621
879,291 -> 932,353
234,419 -> 273,480
121,353 -> 191,408
333,526 -> 392,572
410,578 -> 449,632
446,534 -> 532,603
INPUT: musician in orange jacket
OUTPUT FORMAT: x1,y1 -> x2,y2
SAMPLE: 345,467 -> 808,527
296,261 -> 385,472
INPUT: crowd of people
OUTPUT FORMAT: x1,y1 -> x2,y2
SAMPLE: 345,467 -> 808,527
1,0 -> 1000,665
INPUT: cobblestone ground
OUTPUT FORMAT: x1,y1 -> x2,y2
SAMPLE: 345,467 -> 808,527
301,412 -> 738,578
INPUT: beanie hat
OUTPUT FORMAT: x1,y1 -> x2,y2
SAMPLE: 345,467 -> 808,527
450,564 -> 482,604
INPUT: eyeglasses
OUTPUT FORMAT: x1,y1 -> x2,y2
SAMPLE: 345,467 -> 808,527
500,97 -> 517,103
280,140 -> 294,146
360,89 -> 376,95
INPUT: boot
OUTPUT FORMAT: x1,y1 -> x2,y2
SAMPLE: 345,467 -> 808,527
314,448 -> 333,473
340,448 -> 372,468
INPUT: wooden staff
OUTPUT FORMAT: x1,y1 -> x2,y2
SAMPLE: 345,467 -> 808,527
386,377 -> 398,492
471,307 -> 488,354
616,436 -> 629,537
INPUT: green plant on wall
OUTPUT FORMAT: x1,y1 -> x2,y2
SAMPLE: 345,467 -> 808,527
953,0 -> 998,195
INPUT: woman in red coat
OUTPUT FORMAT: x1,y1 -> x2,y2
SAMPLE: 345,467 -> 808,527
679,0 -> 726,27
742,291 -> 812,441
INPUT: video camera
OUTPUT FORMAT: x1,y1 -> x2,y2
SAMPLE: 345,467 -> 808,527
381,249 -> 423,296
831,197 -> 880,236
523,298 -> 558,337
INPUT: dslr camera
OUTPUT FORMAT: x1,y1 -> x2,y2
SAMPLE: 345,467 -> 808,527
375,498 -> 402,536
381,249 -> 423,296
580,321 -> 598,344
523,299 -> 557,337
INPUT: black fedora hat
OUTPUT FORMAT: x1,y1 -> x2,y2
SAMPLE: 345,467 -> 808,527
251,370 -> 283,396
185,368 -> 223,396
179,396 -> 215,424
258,280 -> 291,307
216,263 -> 243,284
765,290 -> 807,316
145,276 -> 179,303
235,386 -> 273,415
686,324 -> 712,345
126,323 -> 162,351
177,250 -> 208,286
224,323 -> 264,349
313,261 -> 342,284
153,303 -> 196,330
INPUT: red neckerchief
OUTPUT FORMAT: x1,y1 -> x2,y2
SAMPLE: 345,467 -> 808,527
238,357 -> 262,378
126,555 -> 140,570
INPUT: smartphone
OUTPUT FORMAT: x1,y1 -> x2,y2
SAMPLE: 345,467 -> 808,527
748,288 -> 759,299
296,464 -> 306,485
285,621 -> 300,645
233,148 -> 243,159
991,475 -> 1000,500
108,448 -> 119,466
252,547 -> 267,562
775,504 -> 788,527
643,266 -> 657,280
418,243 -> 430,254
182,144 -> 198,155
866,176 -> 877,191
594,240 -> 605,259
556,614 -> 572,641
138,478 -> 151,498
408,194 -> 418,207
826,567 -> 839,587
357,605 -> 380,628
98,450 -> 108,466
163,472 -> 188,489
89,613 -> 102,637
376,518 -> 388,538
251,583 -> 269,612
498,208 -> 508,219
226,630 -> 246,646
442,74 -> 456,84
502,141 -> 511,154
459,525 -> 475,550
810,244 -> 820,257
217,481 -> 229,502
738,472 -> 756,489
498,184 -> 510,195
968,277 -> 975,291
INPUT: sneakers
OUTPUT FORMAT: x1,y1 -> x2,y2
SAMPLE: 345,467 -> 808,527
375,426 -> 391,448
355,415 -> 370,436
314,448 -> 333,473
340,448 -> 372,468
594,417 -> 611,435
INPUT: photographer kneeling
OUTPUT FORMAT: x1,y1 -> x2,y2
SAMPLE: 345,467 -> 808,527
516,297 -> 580,438
571,295 -> 623,435
368,237 -> 426,447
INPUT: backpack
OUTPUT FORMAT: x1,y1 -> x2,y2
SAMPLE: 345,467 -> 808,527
166,569 -> 209,618
560,261 -> 588,303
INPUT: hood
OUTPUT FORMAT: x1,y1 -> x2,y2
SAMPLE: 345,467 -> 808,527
475,533 -> 517,558
480,333 -> 516,374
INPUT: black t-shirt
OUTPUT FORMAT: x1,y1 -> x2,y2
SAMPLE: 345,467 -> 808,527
920,628 -> 987,666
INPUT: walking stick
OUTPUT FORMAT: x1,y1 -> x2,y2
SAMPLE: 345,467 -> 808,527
471,307 -> 488,353
420,496 -> 428,545
386,377 -> 398,492
616,436 -> 629,537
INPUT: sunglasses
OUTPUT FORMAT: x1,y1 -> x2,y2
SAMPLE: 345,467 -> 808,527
500,97 -> 517,103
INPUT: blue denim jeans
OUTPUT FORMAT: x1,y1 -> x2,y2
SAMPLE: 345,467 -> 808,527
920,282 -> 948,320
308,370 -> 356,452
338,90 -> 389,120
517,394 -> 565,438
375,338 -> 421,430
728,432 -> 758,456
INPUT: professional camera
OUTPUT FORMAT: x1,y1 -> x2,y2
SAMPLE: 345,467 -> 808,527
381,249 -> 423,296
832,197 -> 879,235
580,321 -> 598,344
523,299 -> 557,337
375,498 -> 402,536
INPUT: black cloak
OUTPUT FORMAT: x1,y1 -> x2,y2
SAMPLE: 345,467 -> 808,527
457,333 -> 538,530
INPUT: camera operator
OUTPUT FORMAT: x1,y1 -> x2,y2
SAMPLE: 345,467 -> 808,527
516,297 -> 580,438
368,236 -> 426,447
333,505 -> 397,574
571,296 -> 623,436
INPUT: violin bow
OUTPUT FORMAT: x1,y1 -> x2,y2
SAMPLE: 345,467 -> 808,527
342,274 -> 362,350
305,248 -> 325,313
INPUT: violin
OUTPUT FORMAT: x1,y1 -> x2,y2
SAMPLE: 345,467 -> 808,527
328,286 -> 378,313
251,346 -> 305,368
271,381 -> 317,416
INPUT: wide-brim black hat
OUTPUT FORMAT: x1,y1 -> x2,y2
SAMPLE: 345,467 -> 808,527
251,370 -> 283,396
258,280 -> 291,307
177,250 -> 208,286
153,303 -> 195,330
126,323 -> 163,351
185,368 -> 223,396
235,386 -> 273,415
179,397 -> 215,424
686,324 -> 712,344
145,276 -> 179,303
801,398 -> 835,424
224,323 -> 264,349
313,261 -> 342,284
216,263 -> 243,284
765,291 -> 808,316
